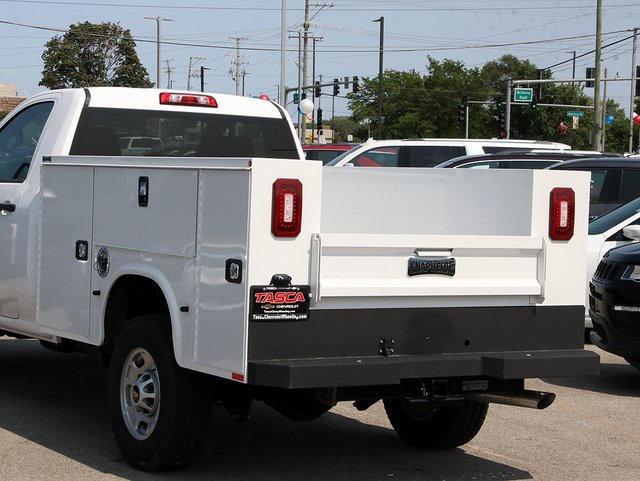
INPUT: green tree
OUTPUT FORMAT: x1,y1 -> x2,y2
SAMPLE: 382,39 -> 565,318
40,22 -> 152,89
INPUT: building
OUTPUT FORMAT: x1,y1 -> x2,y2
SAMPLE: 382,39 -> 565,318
0,84 -> 25,116
0,83 -> 17,97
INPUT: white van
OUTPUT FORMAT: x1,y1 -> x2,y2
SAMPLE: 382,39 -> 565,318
326,138 -> 571,168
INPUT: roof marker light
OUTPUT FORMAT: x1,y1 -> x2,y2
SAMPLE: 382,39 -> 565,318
159,92 -> 218,107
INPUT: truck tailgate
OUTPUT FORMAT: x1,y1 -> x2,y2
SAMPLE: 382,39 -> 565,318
314,167 -> 589,307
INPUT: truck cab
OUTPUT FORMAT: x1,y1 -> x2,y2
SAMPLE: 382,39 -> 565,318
0,88 -> 598,472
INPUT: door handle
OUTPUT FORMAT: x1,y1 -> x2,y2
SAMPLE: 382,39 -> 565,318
0,203 -> 16,215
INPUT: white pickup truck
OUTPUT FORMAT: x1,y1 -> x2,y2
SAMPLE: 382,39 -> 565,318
0,87 -> 598,471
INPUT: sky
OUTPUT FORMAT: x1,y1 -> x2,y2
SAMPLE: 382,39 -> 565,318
1,0 -> 640,122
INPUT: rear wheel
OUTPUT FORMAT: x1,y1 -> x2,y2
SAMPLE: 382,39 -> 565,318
383,398 -> 488,449
108,315 -> 211,471
624,357 -> 640,372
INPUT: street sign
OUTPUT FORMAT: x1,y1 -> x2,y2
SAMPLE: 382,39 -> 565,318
566,110 -> 585,118
513,87 -> 534,102
293,93 -> 300,104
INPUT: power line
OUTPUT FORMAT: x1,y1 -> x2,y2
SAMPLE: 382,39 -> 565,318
0,0 -> 638,11
543,34 -> 634,70
0,18 -> 632,54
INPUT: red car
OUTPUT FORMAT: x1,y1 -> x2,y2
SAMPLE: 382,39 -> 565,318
302,143 -> 358,165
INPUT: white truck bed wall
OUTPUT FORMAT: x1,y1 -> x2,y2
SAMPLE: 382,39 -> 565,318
39,156 -> 321,382
316,168 -> 590,309
38,157 -> 587,382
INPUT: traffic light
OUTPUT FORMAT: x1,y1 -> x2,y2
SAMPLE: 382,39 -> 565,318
317,107 -> 323,131
314,81 -> 321,98
497,109 -> 505,130
333,79 -> 340,96
458,103 -> 465,124
635,66 -> 640,97
586,67 -> 595,88
531,98 -> 538,110
352,76 -> 359,93
535,68 -> 543,100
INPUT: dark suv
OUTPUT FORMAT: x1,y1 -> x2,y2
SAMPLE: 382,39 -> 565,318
590,237 -> 640,370
548,158 -> 640,220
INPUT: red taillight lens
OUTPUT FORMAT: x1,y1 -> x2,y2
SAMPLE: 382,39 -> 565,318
549,187 -> 575,241
272,178 -> 302,238
159,92 -> 218,107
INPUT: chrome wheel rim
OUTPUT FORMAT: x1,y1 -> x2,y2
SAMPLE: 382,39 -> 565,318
120,348 -> 161,441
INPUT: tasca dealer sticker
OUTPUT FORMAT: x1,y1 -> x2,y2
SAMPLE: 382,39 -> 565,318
250,285 -> 310,321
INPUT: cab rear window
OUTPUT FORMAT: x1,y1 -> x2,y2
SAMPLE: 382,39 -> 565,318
70,107 -> 299,159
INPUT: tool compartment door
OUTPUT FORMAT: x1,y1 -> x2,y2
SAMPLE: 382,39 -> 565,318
93,168 -> 197,256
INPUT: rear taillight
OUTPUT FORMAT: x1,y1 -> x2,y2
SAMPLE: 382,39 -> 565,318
272,178 -> 302,238
159,92 -> 218,107
549,187 -> 575,241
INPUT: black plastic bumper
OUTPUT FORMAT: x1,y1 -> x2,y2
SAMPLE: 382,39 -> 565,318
248,349 -> 599,389
247,305 -> 600,388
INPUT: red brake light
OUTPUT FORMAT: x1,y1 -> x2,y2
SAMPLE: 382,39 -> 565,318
159,92 -> 218,107
549,187 -> 575,241
272,178 -> 302,238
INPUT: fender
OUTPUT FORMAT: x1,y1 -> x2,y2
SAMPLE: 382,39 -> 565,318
98,263 -> 186,367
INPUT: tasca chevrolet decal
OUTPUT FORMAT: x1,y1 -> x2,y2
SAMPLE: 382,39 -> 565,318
250,285 -> 310,321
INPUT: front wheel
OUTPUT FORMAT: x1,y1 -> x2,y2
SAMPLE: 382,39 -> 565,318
108,315 -> 211,471
383,398 -> 488,449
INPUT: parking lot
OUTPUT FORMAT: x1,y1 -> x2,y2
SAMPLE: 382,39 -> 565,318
0,338 -> 635,481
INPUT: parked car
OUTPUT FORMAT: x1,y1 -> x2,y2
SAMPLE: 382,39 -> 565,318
584,197 -> 640,330
435,152 -> 606,170
590,230 -> 640,370
118,136 -> 163,155
326,138 -> 571,168
0,87 -> 598,472
548,157 -> 640,220
302,143 -> 357,164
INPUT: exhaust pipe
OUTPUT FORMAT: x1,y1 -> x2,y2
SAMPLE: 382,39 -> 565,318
465,390 -> 556,410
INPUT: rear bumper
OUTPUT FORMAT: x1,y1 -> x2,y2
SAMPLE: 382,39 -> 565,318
247,304 -> 599,388
248,349 -> 600,389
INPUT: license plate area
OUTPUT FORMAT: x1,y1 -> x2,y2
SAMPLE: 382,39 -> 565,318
250,285 -> 310,321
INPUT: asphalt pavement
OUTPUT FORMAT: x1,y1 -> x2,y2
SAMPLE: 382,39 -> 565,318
0,338 -> 637,481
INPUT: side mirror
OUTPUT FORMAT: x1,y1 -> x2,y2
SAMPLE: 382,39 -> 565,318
623,225 -> 640,241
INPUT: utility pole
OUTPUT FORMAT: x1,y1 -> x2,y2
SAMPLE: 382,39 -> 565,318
373,16 -> 384,139
571,50 -> 577,81
630,28 -> 638,153
311,36 -> 322,143
506,78 -> 512,139
163,59 -> 174,89
229,36 -> 248,96
200,65 -> 210,92
301,0 -> 310,142
144,16 -> 173,88
593,0 -> 603,149
242,71 -> 247,96
280,0 -> 286,105
187,56 -> 205,91
288,30 -> 303,138
601,68 -> 608,151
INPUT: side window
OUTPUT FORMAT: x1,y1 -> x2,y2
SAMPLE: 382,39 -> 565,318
588,169 -> 609,202
349,147 -> 399,167
0,102 -> 54,182
502,160 -> 557,169
619,169 -> 640,203
461,161 -> 500,169
482,146 -> 533,154
403,146 -> 466,167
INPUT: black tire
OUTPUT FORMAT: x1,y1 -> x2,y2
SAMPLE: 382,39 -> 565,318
584,328 -> 593,345
383,398 -> 488,449
108,315 -> 211,471
624,357 -> 640,371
